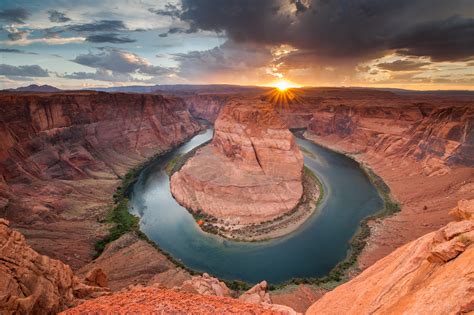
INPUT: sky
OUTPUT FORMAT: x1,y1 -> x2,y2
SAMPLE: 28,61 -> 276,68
0,0 -> 473,90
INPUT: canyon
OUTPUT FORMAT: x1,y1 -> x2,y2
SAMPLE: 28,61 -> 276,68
1,87 -> 473,313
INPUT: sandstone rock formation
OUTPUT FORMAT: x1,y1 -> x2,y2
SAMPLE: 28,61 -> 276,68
450,199 -> 474,220
239,281 -> 272,304
84,268 -> 108,288
0,219 -> 108,314
0,92 -> 201,268
307,199 -> 474,315
299,91 -> 474,268
180,273 -> 231,297
171,100 -> 304,224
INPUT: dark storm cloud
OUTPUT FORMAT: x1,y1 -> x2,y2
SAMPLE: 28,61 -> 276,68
178,0 -> 287,43
0,8 -> 30,24
389,16 -> 474,61
71,48 -> 172,75
68,20 -> 127,32
0,64 -> 49,77
48,10 -> 71,23
149,3 -> 181,18
0,48 -> 37,55
86,33 -> 136,43
169,0 -> 474,63
376,60 -> 430,71
159,26 -> 195,37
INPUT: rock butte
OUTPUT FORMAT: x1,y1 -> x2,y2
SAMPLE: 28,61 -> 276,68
171,100 -> 304,224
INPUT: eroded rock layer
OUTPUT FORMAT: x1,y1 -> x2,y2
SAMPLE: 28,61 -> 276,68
171,100 -> 304,224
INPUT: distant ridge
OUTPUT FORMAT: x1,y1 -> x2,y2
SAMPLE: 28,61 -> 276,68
4,84 -> 61,92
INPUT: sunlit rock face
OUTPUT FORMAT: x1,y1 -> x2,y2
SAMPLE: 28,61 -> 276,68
306,199 -> 474,315
171,100 -> 304,224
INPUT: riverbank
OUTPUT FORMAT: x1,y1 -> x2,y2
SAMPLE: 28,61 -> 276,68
94,130 -> 206,258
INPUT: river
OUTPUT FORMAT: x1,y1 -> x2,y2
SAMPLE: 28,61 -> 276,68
129,128 -> 383,284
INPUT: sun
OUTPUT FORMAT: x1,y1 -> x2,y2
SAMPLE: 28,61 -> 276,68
273,80 -> 300,92
275,80 -> 290,91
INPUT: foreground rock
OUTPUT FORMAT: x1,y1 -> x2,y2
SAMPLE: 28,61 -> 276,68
239,281 -> 272,304
61,286 -> 291,314
307,199 -> 474,315
171,100 -> 304,225
0,219 -> 108,314
180,273 -> 231,297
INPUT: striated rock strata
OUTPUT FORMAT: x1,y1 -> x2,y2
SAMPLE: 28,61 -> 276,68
307,199 -> 474,315
171,100 -> 304,224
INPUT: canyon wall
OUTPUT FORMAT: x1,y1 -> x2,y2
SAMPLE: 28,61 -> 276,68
0,92 -> 201,268
184,94 -> 236,122
171,100 -> 304,224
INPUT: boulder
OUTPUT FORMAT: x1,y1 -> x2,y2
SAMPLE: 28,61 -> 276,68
180,273 -> 231,297
239,281 -> 272,304
84,268 -> 108,288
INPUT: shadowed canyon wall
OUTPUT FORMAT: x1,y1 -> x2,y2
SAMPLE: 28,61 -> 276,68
0,92 -> 201,268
